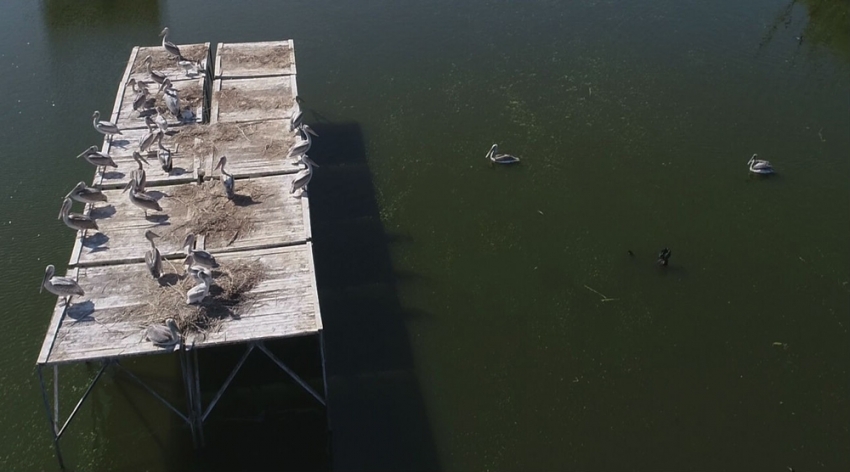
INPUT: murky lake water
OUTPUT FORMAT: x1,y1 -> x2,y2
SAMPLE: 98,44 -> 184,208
0,0 -> 847,470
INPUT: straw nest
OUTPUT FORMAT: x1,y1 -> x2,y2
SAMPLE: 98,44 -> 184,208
160,180 -> 267,248
132,44 -> 208,73
224,46 -> 291,69
215,88 -> 290,111
124,260 -> 266,334
174,122 -> 294,156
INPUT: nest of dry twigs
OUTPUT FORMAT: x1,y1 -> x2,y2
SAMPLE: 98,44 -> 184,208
173,122 -> 293,156
160,180 -> 266,248
125,260 -> 266,334
224,46 -> 291,69
132,44 -> 208,73
215,88 -> 289,111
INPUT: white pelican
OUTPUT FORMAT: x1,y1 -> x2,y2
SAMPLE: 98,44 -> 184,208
92,111 -> 122,136
123,179 -> 162,217
145,318 -> 181,348
144,230 -> 162,279
182,234 -> 218,269
486,144 -> 520,165
214,155 -> 235,199
40,264 -> 85,297
156,132 -> 172,172
748,154 -> 775,175
66,181 -> 107,204
58,198 -> 98,232
159,27 -> 184,60
76,145 -> 118,169
142,55 -> 167,84
186,270 -> 212,305
159,79 -> 181,117
290,155 -> 318,196
131,151 -> 149,190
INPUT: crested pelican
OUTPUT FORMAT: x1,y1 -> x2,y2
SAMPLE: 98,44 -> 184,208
144,230 -> 162,279
92,111 -> 122,136
142,55 -> 167,84
186,270 -> 212,305
40,264 -> 85,297
66,181 -> 107,204
145,318 -> 181,348
159,79 -> 181,117
159,27 -> 184,60
290,155 -> 318,196
123,179 -> 162,217
183,234 -> 218,269
748,153 -> 775,175
156,132 -> 173,172
58,197 -> 98,232
486,144 -> 521,165
154,107 -> 168,133
132,151 -> 149,190
76,145 -> 118,169
214,155 -> 235,199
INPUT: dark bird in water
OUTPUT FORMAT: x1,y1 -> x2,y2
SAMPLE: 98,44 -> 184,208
657,248 -> 672,266
796,35 -> 803,45
627,250 -> 634,257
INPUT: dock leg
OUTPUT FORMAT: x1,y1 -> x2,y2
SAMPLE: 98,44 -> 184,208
192,347 -> 205,447
37,365 -> 66,470
178,346 -> 199,448
257,341 -> 326,406
319,331 -> 333,468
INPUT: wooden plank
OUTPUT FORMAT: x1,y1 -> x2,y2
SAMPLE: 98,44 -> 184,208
214,40 -> 296,79
127,43 -> 211,85
71,174 -> 310,267
112,77 -> 206,132
202,120 -> 301,178
42,246 -> 320,365
211,76 -> 297,124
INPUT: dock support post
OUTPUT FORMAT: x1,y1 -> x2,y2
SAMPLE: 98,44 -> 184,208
192,347 -> 205,447
178,346 -> 199,447
37,365 -> 66,470
257,341 -> 326,406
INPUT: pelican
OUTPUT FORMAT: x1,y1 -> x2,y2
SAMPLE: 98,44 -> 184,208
65,181 -> 107,204
486,144 -> 520,165
290,155 -> 318,196
748,153 -> 775,175
76,145 -> 118,169
185,261 -> 212,284
145,318 -> 181,348
128,78 -> 150,94
132,88 -> 149,111
186,270 -> 212,305
92,111 -> 122,136
132,151 -> 149,190
183,234 -> 218,269
156,132 -> 173,172
154,107 -> 168,133
288,127 -> 313,160
40,264 -> 85,297
214,155 -> 235,198
159,27 -> 184,60
58,198 -> 98,232
178,58 -> 202,76
144,230 -> 162,279
139,126 -> 158,153
290,105 -> 303,132
123,179 -> 162,216
159,79 -> 181,117
142,55 -> 167,84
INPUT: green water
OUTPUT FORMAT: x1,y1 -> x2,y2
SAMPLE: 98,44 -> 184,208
0,0 -> 848,470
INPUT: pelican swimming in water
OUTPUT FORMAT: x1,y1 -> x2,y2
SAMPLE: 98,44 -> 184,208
158,79 -> 181,118
156,132 -> 173,172
131,151 -> 149,190
145,318 -> 181,348
40,264 -> 85,298
76,145 -> 118,169
159,27 -> 184,60
182,234 -> 218,269
66,181 -> 107,204
186,270 -> 212,305
290,155 -> 318,197
123,179 -> 162,217
92,111 -> 122,136
748,153 -> 775,175
486,144 -> 521,165
657,248 -> 672,267
144,230 -> 162,279
214,155 -> 235,199
58,197 -> 98,232
142,55 -> 167,85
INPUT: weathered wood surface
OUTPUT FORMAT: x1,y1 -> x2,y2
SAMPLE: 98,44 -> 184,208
201,120 -> 301,177
70,174 -> 311,267
111,77 -> 206,131
127,43 -> 212,85
214,40 -> 296,79
210,76 -> 297,124
95,127 -> 208,189
39,245 -> 321,365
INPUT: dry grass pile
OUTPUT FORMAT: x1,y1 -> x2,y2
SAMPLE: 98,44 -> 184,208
132,44 -> 208,73
224,46 -> 291,70
173,123 -> 293,157
125,260 -> 266,334
215,88 -> 289,111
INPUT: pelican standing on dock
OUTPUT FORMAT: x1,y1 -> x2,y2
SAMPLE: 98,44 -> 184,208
154,107 -> 169,133
131,151 -> 149,191
183,234 -> 218,269
290,155 -> 318,197
65,181 -> 107,204
40,264 -> 85,298
76,145 -> 118,169
178,58 -> 202,76
214,155 -> 235,199
486,144 -> 521,165
92,111 -> 122,137
123,179 -> 162,217
748,153 -> 775,175
159,27 -> 184,60
185,263 -> 212,284
290,104 -> 304,132
288,126 -> 316,160
156,132 -> 173,172
186,270 -> 212,305
139,124 -> 158,153
58,197 -> 98,232
142,55 -> 167,84
159,79 -> 181,118
146,319 -> 181,348
144,230 -> 163,279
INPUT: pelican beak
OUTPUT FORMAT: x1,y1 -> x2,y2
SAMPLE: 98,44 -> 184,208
137,153 -> 150,165
159,28 -> 167,37
122,180 -> 132,194
303,124 -> 319,137
40,267 -> 52,294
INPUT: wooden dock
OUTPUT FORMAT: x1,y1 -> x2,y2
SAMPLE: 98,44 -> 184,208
36,39 -> 326,467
